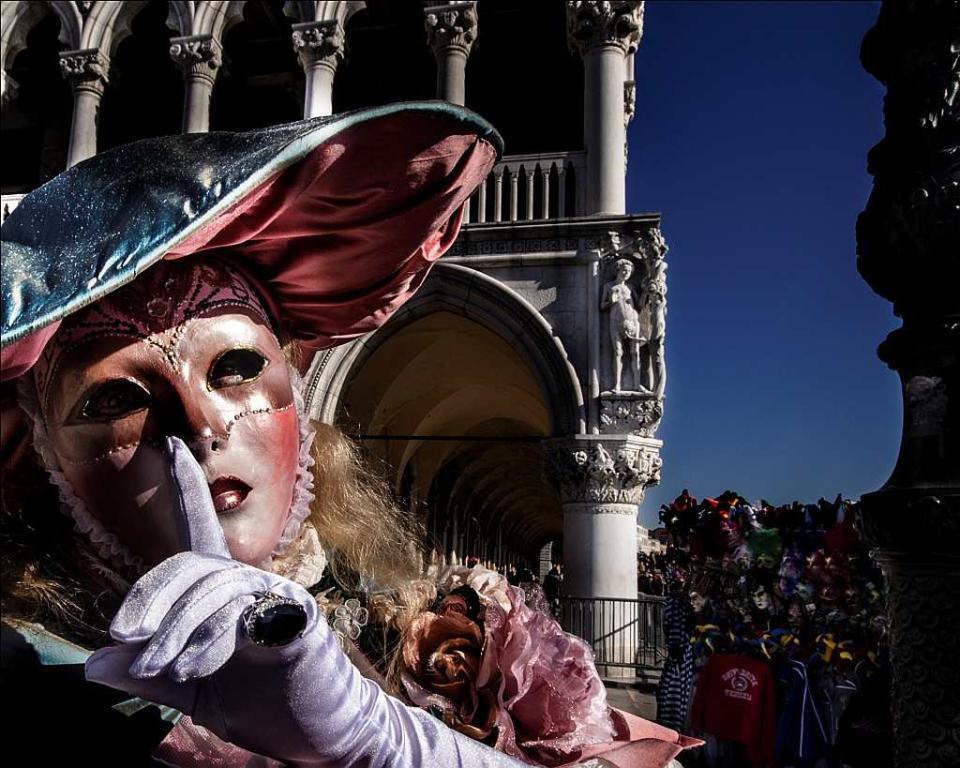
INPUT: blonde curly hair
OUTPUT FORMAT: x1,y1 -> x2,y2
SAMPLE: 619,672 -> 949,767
307,422 -> 434,623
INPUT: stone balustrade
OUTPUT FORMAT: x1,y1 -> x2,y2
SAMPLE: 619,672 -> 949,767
463,150 -> 587,225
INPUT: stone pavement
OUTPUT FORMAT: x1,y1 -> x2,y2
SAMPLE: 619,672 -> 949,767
604,685 -> 657,720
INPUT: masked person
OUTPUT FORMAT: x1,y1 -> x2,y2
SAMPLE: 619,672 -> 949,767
1,103 -> 696,768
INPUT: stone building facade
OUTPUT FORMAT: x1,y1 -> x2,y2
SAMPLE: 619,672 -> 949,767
1,0 -> 666,604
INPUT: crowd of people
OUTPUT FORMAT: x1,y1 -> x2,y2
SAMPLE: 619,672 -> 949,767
638,551 -> 670,595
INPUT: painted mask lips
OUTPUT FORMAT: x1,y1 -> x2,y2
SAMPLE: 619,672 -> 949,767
209,477 -> 252,514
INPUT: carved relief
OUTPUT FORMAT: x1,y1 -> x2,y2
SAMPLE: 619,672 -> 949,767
564,503 -> 638,516
856,1 -> 958,319
424,2 -> 478,57
600,395 -> 662,437
877,559 -> 960,768
624,79 -> 636,124
446,237 -> 580,257
546,438 -> 661,506
59,49 -> 109,94
169,35 -> 222,83
567,1 -> 645,56
291,20 -> 345,70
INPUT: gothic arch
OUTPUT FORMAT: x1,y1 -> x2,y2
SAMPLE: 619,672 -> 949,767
284,1 -> 366,24
306,262 -> 585,436
81,0 -> 189,54
305,263 -> 575,562
81,0 -> 144,53
166,0 -> 195,37
1,1 -> 81,70
194,0 -> 245,40
318,1 -> 365,24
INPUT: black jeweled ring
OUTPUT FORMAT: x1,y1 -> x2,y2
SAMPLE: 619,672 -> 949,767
241,592 -> 308,647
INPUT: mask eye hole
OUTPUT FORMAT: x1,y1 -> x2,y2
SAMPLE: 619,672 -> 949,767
208,348 -> 268,390
80,379 -> 151,422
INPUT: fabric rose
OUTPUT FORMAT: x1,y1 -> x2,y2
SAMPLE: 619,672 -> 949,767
439,565 -> 512,612
403,567 -> 698,766
478,585 -> 617,766
400,610 -> 498,742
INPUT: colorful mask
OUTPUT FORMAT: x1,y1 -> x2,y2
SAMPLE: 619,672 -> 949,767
752,586 -> 773,612
690,591 -> 707,614
747,527 -> 783,570
29,259 -> 307,573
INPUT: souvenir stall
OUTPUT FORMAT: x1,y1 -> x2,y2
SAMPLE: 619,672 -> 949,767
655,491 -> 891,768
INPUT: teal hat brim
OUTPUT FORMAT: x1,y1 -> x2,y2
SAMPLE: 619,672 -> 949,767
1,101 -> 501,379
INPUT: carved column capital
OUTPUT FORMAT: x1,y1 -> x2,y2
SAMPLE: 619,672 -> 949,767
545,434 -> 662,506
169,35 -> 222,85
59,48 -> 109,95
567,1 -> 644,57
424,2 -> 478,58
291,20 -> 345,72
856,1 -> 960,324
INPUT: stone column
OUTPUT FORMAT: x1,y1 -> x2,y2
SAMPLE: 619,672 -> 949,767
169,35 -> 222,133
547,434 -> 661,673
424,2 -> 477,105
856,3 -> 960,766
59,49 -> 109,167
291,20 -> 345,119
567,1 -> 644,215
547,435 -> 661,600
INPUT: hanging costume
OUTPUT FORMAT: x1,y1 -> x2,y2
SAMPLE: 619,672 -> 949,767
690,653 -> 777,768
656,593 -> 694,732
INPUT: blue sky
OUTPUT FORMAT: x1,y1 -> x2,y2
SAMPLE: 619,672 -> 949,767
627,1 -> 902,526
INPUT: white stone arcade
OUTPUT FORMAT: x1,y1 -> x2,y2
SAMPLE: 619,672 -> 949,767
1,1 -> 664,611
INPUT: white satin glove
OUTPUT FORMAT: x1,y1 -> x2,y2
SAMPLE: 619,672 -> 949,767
86,437 -> 525,767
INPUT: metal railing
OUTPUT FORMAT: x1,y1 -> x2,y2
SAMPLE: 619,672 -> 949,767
1,193 -> 25,223
558,595 -> 667,671
463,150 -> 586,224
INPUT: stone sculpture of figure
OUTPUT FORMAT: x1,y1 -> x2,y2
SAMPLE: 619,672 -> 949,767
641,269 -> 667,398
601,258 -> 650,394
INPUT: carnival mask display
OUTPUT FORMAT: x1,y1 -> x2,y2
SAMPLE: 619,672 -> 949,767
32,259 -> 301,570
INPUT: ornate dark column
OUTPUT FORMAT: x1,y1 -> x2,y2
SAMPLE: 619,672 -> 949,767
856,2 -> 960,765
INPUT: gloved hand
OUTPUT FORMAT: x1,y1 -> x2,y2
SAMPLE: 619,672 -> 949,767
86,437 -> 525,767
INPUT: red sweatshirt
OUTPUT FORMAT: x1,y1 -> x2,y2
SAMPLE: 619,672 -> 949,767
690,654 -> 776,767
